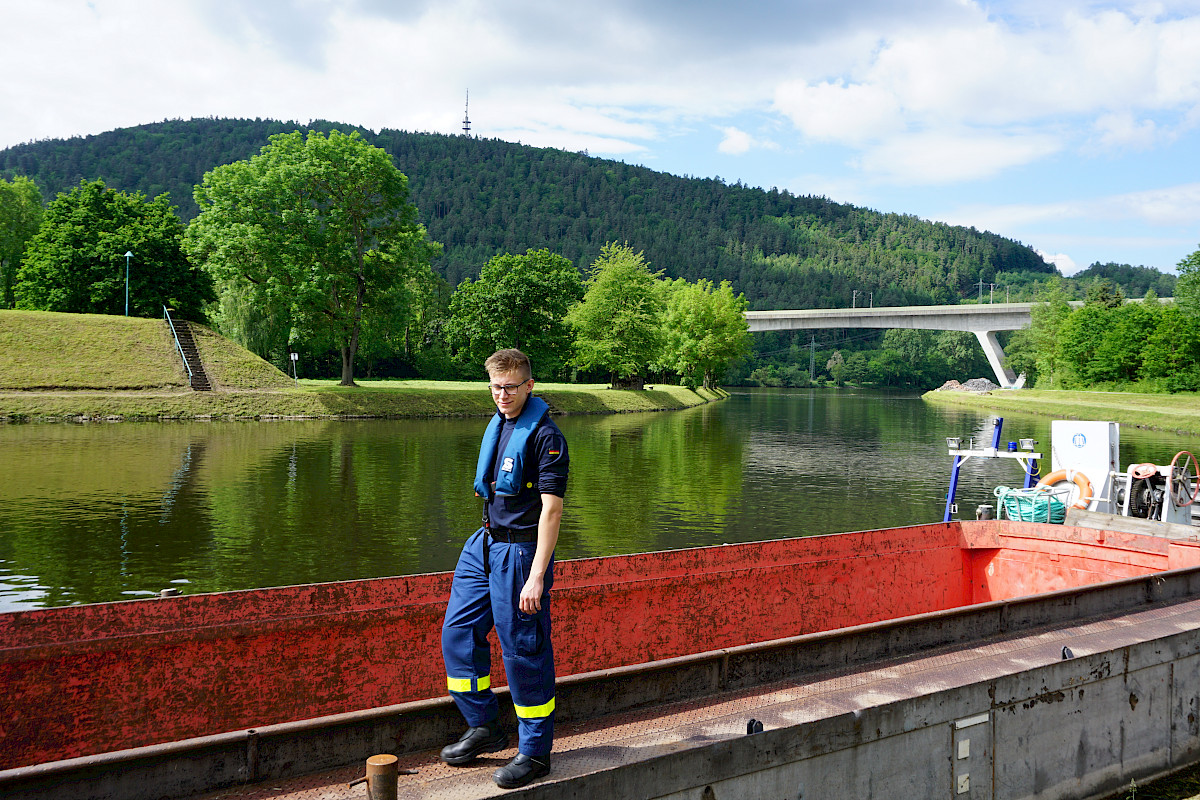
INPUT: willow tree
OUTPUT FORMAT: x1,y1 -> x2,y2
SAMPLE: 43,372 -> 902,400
184,130 -> 439,385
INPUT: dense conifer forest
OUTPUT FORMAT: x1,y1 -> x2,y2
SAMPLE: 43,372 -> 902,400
0,118 -> 1059,311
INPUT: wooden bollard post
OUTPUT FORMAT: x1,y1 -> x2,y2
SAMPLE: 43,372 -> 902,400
366,754 -> 398,800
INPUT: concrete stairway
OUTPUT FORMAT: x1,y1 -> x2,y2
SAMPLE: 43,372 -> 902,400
172,320 -> 212,391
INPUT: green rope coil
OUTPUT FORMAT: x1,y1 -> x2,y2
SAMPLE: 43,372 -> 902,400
993,485 -> 1068,524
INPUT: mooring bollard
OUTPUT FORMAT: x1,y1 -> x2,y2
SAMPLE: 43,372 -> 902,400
365,753 -> 398,800
348,753 -> 416,796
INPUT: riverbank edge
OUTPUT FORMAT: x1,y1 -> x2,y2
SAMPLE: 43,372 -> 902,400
921,388 -> 1200,435
0,382 -> 727,423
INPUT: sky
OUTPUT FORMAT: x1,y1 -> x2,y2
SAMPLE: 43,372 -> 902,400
3,0 -> 1200,276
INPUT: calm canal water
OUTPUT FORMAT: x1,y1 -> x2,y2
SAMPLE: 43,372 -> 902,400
2,389 -> 1197,610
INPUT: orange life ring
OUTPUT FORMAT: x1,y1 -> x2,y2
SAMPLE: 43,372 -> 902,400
1036,469 -> 1094,509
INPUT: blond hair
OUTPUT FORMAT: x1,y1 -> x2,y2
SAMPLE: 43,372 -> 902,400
484,349 -> 531,380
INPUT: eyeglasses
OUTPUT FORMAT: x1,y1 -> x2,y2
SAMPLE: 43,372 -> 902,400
489,379 -> 529,395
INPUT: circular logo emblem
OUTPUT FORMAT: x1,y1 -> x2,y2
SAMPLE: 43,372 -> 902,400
1072,433 -> 1087,448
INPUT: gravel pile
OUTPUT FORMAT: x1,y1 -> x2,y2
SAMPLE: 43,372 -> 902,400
960,377 -> 1000,392
936,378 -> 1000,392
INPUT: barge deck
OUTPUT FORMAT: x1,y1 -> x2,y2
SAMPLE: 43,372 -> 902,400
181,585 -> 1200,800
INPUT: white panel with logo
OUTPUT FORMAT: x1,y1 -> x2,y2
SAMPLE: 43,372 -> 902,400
1048,421 -> 1119,513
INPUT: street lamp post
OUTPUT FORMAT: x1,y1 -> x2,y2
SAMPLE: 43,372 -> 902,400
124,251 -> 133,316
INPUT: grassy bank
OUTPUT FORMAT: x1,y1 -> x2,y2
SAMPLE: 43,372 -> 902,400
0,380 -> 725,422
0,309 -> 292,392
923,388 -> 1200,435
0,309 -> 725,421
0,310 -> 190,390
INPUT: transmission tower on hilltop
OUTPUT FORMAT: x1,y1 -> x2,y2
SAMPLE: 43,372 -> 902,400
462,90 -> 471,136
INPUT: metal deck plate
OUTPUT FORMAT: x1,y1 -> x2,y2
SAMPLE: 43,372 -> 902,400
190,597 -> 1200,799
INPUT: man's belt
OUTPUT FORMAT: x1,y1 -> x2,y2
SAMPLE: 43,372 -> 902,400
487,526 -> 537,543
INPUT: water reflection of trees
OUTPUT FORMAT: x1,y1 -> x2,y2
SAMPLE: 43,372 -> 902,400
5,398 -> 1197,608
558,403 -> 745,557
0,407 -> 750,606
0,424 -> 215,607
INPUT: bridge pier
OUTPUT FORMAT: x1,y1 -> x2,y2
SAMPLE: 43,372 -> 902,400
973,330 -> 1020,389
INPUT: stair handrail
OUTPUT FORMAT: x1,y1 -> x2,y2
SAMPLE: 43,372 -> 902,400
163,305 -> 193,380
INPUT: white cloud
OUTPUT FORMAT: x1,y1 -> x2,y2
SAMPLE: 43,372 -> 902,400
948,182 -> 1200,229
715,126 -> 779,155
771,4 -> 1200,182
718,128 -> 755,155
774,80 -> 903,144
934,180 -> 1200,273
1091,112 -> 1160,150
1109,182 -> 1200,226
1037,250 -> 1079,274
855,130 -> 1063,184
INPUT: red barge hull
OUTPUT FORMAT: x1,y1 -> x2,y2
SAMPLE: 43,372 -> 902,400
3,519 -> 1199,773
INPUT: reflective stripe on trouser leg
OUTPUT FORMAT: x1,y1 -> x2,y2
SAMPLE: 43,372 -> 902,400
441,528 -> 499,727
491,540 -> 555,757
446,674 -> 491,693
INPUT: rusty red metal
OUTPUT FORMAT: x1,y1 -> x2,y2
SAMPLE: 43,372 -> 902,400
2,520 -> 1196,771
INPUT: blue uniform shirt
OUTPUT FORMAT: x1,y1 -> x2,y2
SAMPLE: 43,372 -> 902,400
485,413 -> 569,530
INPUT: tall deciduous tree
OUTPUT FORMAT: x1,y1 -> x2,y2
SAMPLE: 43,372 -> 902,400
0,175 -> 43,309
16,179 -> 212,319
657,278 -> 750,388
568,243 -> 664,387
1178,243 -> 1200,319
445,248 -> 582,377
184,130 -> 439,386
1026,280 -> 1074,388
1141,304 -> 1200,391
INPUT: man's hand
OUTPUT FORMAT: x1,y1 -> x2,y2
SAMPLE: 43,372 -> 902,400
519,573 -> 544,614
520,493 -> 562,615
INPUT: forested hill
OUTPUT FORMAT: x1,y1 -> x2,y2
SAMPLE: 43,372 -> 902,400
0,118 -> 1057,309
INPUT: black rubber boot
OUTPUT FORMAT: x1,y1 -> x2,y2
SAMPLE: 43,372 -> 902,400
440,720 -> 508,766
493,753 -> 551,789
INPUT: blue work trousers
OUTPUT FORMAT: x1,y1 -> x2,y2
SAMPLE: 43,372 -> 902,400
441,528 -> 555,757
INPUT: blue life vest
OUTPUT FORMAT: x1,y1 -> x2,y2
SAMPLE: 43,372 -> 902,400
473,396 -> 549,499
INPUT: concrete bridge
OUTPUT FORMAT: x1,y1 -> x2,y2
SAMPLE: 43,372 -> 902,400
745,303 -> 1038,388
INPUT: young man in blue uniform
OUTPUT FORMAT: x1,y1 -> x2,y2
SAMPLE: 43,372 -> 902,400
440,348 -> 569,789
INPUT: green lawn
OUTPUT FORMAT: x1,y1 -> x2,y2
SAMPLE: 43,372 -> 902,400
924,388 -> 1200,435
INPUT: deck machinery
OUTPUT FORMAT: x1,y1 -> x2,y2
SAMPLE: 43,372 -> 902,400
945,418 -> 1197,527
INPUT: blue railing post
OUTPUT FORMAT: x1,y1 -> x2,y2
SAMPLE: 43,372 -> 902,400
1023,455 -> 1040,488
944,455 -> 963,522
164,305 -> 192,381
